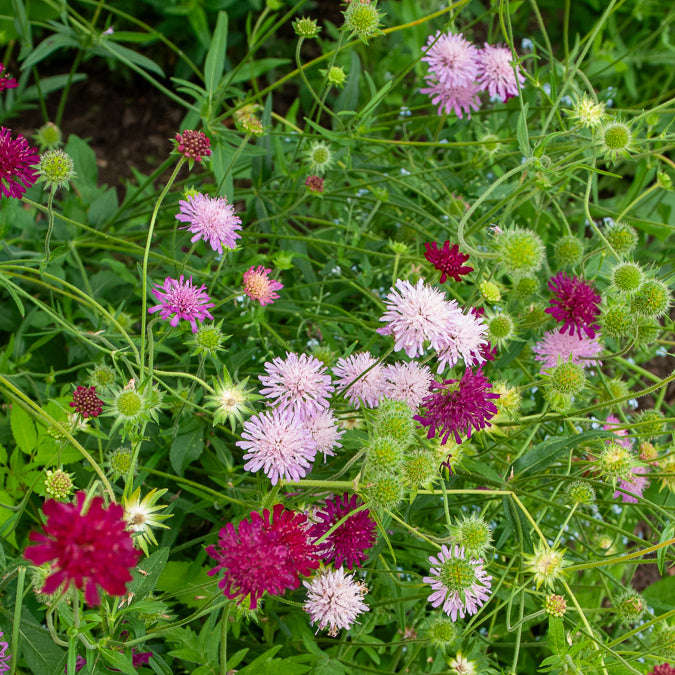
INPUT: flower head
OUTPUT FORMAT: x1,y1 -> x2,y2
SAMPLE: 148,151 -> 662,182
309,493 -> 376,569
342,0 -> 385,44
524,545 -> 567,589
206,504 -> 320,608
568,95 -> 606,128
70,385 -> 104,418
613,465 -> 650,504
36,149 -> 75,192
123,487 -> 172,556
649,664 -> 675,675
476,44 -> 525,102
205,369 -> 257,430
532,329 -> 604,372
422,32 -> 479,88
448,652 -> 477,675
435,310 -> 488,373
0,126 -> 39,199
237,407 -> 318,485
305,175 -> 325,193
302,408 -> 344,459
424,241 -> 473,283
243,265 -> 283,305
603,414 -> 633,450
304,567 -> 369,636
423,544 -> 492,621
0,631 -> 11,672
259,352 -> 334,420
0,63 -> 18,92
544,594 -> 567,617
175,192 -> 242,254
174,129 -> 211,162
333,351 -> 387,409
421,80 -> 482,119
414,367 -> 499,444
148,275 -> 215,333
545,272 -> 601,338
306,141 -> 333,174
24,492 -> 140,606
44,469 -> 75,501
383,361 -> 433,410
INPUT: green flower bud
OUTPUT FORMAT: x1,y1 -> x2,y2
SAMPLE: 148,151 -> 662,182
566,480 -> 595,505
547,361 -> 586,395
605,221 -> 638,257
37,149 -> 75,191
497,227 -> 546,278
342,1 -> 385,45
33,122 -> 63,151
326,66 -> 347,88
293,17 -> 321,39
631,278 -> 672,318
600,304 -> 635,340
44,469 -> 74,500
611,262 -> 643,295
450,513 -> 492,558
479,280 -> 501,303
554,236 -> 584,268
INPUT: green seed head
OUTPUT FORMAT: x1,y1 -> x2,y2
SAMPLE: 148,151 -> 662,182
37,149 -> 75,191
554,236 -> 584,268
615,590 -> 646,624
497,228 -> 546,277
605,222 -> 638,257
631,279 -> 672,318
602,122 -> 632,157
306,141 -> 333,174
611,262 -> 644,295
109,447 -> 133,479
366,435 -> 405,471
598,443 -> 634,482
597,377 -> 630,409
438,556 -> 478,594
327,66 -> 347,88
547,361 -> 586,395
634,409 -> 665,440
450,513 -> 492,558
425,615 -> 459,647
402,450 -> 438,489
342,1 -> 385,44
293,16 -> 321,38
33,121 -> 63,151
512,276 -> 539,300
487,312 -> 515,344
566,480 -> 595,505
89,363 -> 116,389
373,399 -> 415,446
192,323 -> 226,356
479,280 -> 501,303
361,473 -> 404,512
600,304 -> 635,340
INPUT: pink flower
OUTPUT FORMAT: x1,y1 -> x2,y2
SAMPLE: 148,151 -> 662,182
383,361 -> 433,410
603,415 -> 633,450
476,44 -> 525,102
613,465 -> 649,504
0,63 -> 18,92
0,126 -> 39,199
532,329 -> 604,372
237,407 -> 318,484
303,408 -> 345,459
24,492 -> 140,606
148,275 -> 215,333
435,309 -> 488,373
243,265 -> 283,305
69,385 -> 104,418
545,272 -> 601,338
333,352 -> 387,409
422,32 -> 479,88
176,192 -> 242,254
174,129 -> 211,162
206,504 -> 320,608
424,241 -> 473,283
421,80 -> 482,119
259,352 -> 334,420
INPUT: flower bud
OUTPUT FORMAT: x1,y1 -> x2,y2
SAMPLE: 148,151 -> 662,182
605,221 -> 638,257
293,17 -> 321,39
611,262 -> 643,295
543,594 -> 567,617
108,447 -> 133,480
326,66 -> 347,88
566,480 -> 595,505
554,236 -> 584,268
37,149 -> 75,192
496,227 -> 546,277
547,361 -> 586,396
631,279 -> 672,318
33,122 -> 62,151
44,469 -> 74,500
342,1 -> 385,44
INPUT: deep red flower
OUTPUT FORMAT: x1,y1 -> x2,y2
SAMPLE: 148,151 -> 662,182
69,385 -> 104,418
174,129 -> 211,162
650,665 -> 675,675
0,63 -> 18,92
309,493 -> 376,569
206,504 -> 320,608
545,272 -> 601,338
305,175 -> 324,193
24,492 -> 140,606
0,126 -> 39,199
424,241 -> 473,283
414,367 -> 500,444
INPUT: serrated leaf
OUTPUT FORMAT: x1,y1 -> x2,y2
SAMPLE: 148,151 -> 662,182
10,403 -> 37,454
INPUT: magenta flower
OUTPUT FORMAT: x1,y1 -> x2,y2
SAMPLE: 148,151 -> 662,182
0,631 -> 10,673
532,329 -> 604,372
237,407 -> 318,484
423,544 -> 492,621
414,367 -> 499,444
476,44 -> 525,102
0,63 -> 18,92
206,504 -> 320,608
176,192 -> 242,254
545,272 -> 601,338
24,492 -> 140,606
148,275 -> 215,333
383,361 -> 434,410
303,408 -> 345,459
305,175 -> 325,193
424,241 -> 473,283
174,129 -> 211,162
69,385 -> 104,418
0,126 -> 39,199
613,465 -> 650,504
421,80 -> 482,119
243,265 -> 283,305
648,664 -> 675,675
422,32 -> 479,88
333,352 -> 387,409
309,493 -> 376,569
259,352 -> 334,420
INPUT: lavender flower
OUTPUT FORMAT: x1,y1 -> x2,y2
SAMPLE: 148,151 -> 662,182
476,44 -> 525,102
176,192 -> 242,254
303,408 -> 345,459
613,466 -> 650,504
383,361 -> 434,410
333,352 -> 387,409
532,329 -> 604,372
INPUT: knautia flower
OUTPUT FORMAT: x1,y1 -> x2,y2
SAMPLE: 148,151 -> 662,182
0,633 -> 9,672
476,44 -> 525,102
544,594 -> 567,617
206,369 -> 256,430
36,149 -> 75,192
532,329 -> 604,372
342,0 -> 385,44
259,352 -> 334,420
424,241 -> 473,283
44,469 -> 74,501
309,493 -> 376,569
333,351 -> 387,409
123,487 -> 172,556
302,408 -> 345,459
383,361 -> 433,410
421,80 -> 482,119
304,567 -> 369,636
422,32 -> 479,89
0,126 -> 39,199
0,62 -> 18,91
243,265 -> 283,305
545,272 -> 601,338
175,192 -> 242,254
148,275 -> 215,333
414,367 -> 499,444
70,385 -> 104,418
423,544 -> 492,621
603,414 -> 633,450
448,652 -> 477,675
206,504 -> 320,609
524,545 -> 567,589
305,175 -> 325,193
613,465 -> 650,504
24,492 -> 140,606
174,129 -> 211,162
648,663 -> 675,675
237,407 -> 318,485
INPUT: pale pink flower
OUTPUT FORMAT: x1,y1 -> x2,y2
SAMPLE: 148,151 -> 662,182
176,192 -> 242,253
532,329 -> 604,373
303,408 -> 344,459
603,414 -> 633,450
237,408 -> 317,485
333,352 -> 387,409
476,44 -> 525,102
259,352 -> 334,420
383,361 -> 433,410
421,81 -> 482,119
613,465 -> 650,504
435,310 -> 488,373
243,265 -> 283,305
422,32 -> 479,88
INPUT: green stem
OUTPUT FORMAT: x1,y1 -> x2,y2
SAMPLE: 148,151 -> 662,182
9,567 -> 25,675
219,605 -> 230,675
41,190 -> 56,271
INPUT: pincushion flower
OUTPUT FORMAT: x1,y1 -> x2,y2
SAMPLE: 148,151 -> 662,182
303,408 -> 345,459
0,63 -> 18,92
206,504 -> 319,608
423,544 -> 492,621
422,32 -> 479,88
0,632 -> 10,673
148,275 -> 215,333
603,414 -> 633,450
0,126 -> 39,199
524,544 -> 567,589
176,192 -> 242,254
476,44 -> 526,102
259,352 -> 334,420
24,492 -> 140,606
243,265 -> 283,305
122,487 -> 171,556
70,385 -> 104,418
421,80 -> 482,119
613,465 -> 650,504
174,129 -> 211,162
532,329 -> 604,372
424,241 -> 473,283
383,361 -> 434,410
237,407 -> 318,485
304,567 -> 369,637
309,493 -> 376,569
333,352 -> 387,409
545,272 -> 601,338
414,367 -> 499,444
435,310 -> 488,373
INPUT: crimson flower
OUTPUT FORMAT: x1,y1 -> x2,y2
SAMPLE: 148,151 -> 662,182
545,272 -> 601,338
0,126 -> 39,199
424,241 -> 473,283
24,492 -> 140,606
174,129 -> 211,162
70,385 -> 104,418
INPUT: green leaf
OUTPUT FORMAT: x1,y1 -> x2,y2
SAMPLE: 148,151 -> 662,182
97,41 -> 165,78
157,561 -> 215,609
20,31 -> 78,69
170,425 -> 204,476
5,613 -> 66,675
227,58 -> 291,86
516,103 -> 531,156
643,573 -> 675,612
129,546 -> 170,598
204,11 -> 228,101
657,523 -> 675,575
548,616 -> 567,655
100,647 -> 136,675
10,403 -> 37,454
